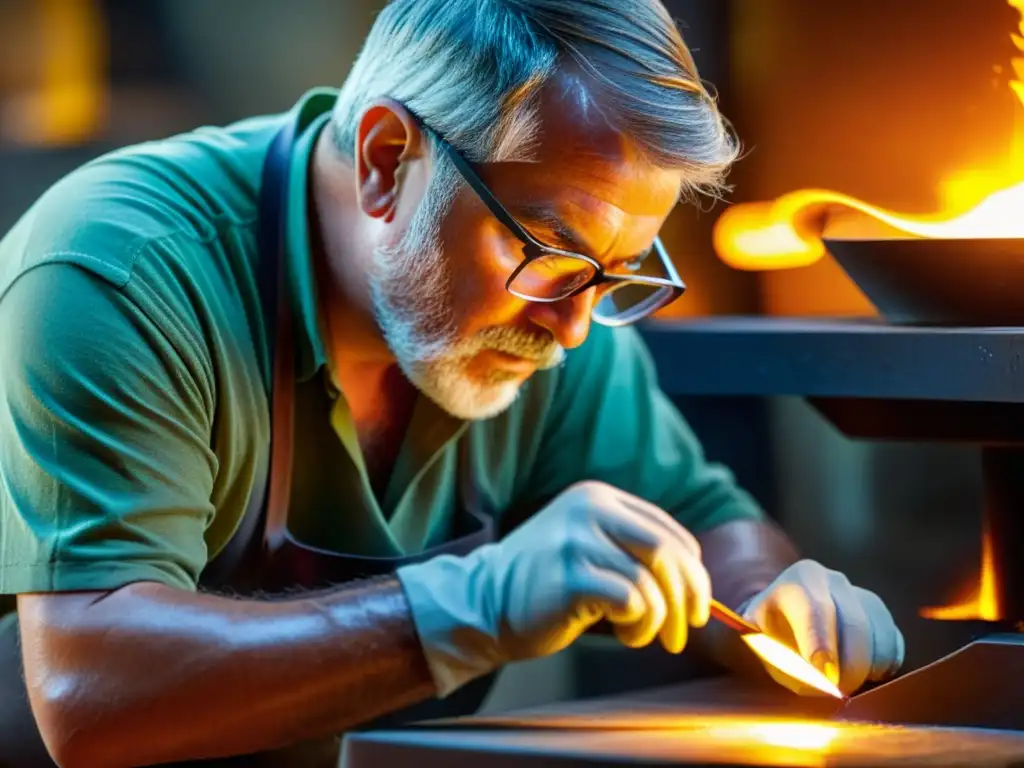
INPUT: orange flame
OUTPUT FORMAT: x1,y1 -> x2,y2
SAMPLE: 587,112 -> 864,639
920,525 -> 1000,621
713,0 -> 1024,270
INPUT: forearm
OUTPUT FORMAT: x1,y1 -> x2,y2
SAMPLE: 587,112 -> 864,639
689,518 -> 800,676
18,577 -> 435,767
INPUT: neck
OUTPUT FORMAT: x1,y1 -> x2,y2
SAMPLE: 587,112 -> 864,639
309,129 -> 396,383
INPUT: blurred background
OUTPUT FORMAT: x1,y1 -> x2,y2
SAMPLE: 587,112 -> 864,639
0,0 -> 1012,710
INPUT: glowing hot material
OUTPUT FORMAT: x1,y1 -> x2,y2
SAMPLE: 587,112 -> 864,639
742,633 -> 845,700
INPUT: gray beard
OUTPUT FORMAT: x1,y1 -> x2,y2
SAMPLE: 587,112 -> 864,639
368,163 -> 564,420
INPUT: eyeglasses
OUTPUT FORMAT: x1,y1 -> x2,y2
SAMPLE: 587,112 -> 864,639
426,127 -> 687,327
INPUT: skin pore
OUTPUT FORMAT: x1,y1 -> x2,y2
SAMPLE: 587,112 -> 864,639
309,70 -> 684,481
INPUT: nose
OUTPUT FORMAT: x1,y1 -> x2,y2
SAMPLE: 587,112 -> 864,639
527,289 -> 595,350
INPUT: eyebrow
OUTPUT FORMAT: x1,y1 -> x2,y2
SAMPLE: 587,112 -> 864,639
513,203 -> 654,266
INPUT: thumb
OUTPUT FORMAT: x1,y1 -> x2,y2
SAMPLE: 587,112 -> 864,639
763,578 -> 840,685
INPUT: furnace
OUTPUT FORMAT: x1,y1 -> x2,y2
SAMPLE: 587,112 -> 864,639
818,233 -> 1024,731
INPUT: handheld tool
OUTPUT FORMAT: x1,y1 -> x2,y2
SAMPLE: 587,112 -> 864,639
710,599 -> 845,700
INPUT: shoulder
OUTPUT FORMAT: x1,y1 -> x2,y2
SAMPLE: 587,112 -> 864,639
0,262 -> 201,409
0,114 -> 280,301
0,115 -> 286,390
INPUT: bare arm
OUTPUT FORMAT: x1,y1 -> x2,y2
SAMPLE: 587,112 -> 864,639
18,578 -> 435,768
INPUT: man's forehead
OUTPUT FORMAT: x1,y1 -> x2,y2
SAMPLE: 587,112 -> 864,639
486,142 -> 682,221
500,71 -> 684,213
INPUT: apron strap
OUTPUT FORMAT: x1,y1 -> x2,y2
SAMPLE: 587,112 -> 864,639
258,124 -> 297,555
201,123 -> 296,584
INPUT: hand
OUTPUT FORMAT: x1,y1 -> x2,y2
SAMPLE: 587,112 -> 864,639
396,481 -> 711,696
741,559 -> 905,696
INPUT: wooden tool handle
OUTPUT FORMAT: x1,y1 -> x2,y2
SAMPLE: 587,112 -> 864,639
710,598 -> 761,635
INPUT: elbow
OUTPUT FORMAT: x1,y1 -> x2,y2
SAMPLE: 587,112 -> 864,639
18,590 -> 147,767
28,676 -> 119,768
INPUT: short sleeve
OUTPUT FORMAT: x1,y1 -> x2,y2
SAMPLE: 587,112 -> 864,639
0,264 -> 216,594
523,324 -> 764,534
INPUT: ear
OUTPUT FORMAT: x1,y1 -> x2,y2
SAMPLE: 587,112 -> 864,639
354,99 -> 426,222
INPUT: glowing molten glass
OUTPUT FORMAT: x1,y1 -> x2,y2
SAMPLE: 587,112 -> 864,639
741,633 -> 845,699
742,721 -> 841,750
713,0 -> 1024,271
920,527 -> 1001,621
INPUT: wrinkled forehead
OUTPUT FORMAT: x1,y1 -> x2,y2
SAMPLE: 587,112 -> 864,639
478,73 -> 684,245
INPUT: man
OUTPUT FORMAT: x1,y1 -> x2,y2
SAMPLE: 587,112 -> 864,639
0,1 -> 904,765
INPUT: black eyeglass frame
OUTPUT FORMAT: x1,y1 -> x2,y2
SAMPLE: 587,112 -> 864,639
424,126 -> 687,327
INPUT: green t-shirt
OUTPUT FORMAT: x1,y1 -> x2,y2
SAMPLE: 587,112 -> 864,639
0,88 -> 762,607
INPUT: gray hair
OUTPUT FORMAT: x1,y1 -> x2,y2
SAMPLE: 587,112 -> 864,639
331,0 -> 739,201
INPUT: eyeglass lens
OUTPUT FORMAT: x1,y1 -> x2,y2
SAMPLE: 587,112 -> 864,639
508,251 -> 673,322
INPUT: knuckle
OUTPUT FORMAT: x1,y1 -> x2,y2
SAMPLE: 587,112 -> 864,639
855,586 -> 889,617
773,580 -> 811,607
792,558 -> 821,575
683,531 -> 702,559
649,542 -> 672,570
569,479 -> 607,498
566,480 -> 608,512
558,530 -> 589,561
827,569 -> 854,593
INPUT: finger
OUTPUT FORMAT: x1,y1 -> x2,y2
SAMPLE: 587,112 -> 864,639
610,488 -> 702,558
569,561 -> 647,626
829,574 -> 872,692
594,511 -> 689,649
766,569 -> 840,684
574,530 -> 673,647
613,562 -> 667,648
894,629 -> 906,677
654,551 -> 687,653
613,495 -> 711,627
855,587 -> 905,681
676,547 -> 711,628
744,593 -> 828,697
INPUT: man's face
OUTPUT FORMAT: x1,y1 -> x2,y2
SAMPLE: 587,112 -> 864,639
366,78 -> 683,420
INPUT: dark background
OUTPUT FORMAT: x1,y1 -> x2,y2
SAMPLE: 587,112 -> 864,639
0,0 -> 1011,709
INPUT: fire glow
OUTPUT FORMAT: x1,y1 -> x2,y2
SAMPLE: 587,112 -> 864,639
713,4 -> 1024,623
920,526 -> 1001,621
713,0 -> 1024,271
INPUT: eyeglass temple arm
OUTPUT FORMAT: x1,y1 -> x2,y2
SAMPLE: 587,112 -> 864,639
435,137 -> 551,251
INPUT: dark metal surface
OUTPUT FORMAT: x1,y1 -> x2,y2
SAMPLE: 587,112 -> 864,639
341,677 -> 1024,767
638,318 -> 1024,404
840,634 -> 1024,732
343,727 -> 1024,767
824,238 -> 1024,326
806,398 -> 1024,444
